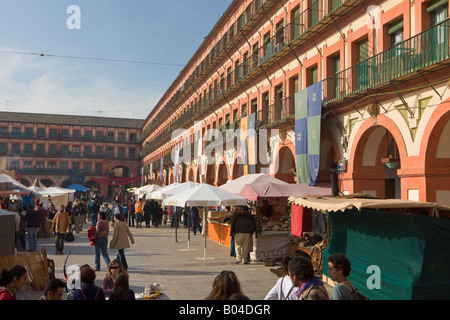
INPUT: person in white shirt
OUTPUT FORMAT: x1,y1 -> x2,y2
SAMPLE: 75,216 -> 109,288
264,256 -> 298,300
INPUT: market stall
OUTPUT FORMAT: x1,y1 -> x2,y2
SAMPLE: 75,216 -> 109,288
288,196 -> 450,300
238,182 -> 331,263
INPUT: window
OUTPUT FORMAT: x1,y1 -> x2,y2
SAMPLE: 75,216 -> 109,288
49,129 -> 58,139
84,162 -> 92,173
61,162 -> 68,172
328,54 -> 341,99
107,131 -> 115,141
12,143 -> 20,155
0,127 -> 7,137
276,20 -> 285,47
129,133 -> 136,142
0,143 -> 6,154
307,65 -> 318,86
73,145 -> 81,156
96,131 -> 104,140
388,19 -> 404,56
429,1 -> 448,59
95,163 -> 103,174
84,146 -> 92,156
12,127 -> 20,137
291,6 -> 301,40
107,147 -> 114,158
129,147 -> 136,159
36,144 -> 45,156
96,146 -> 103,157
73,130 -> 81,139
24,127 -> 34,138
61,145 -> 69,155
356,38 -> 370,89
85,130 -> 93,139
11,161 -> 19,170
118,132 -> 125,142
61,129 -> 70,139
49,145 -> 57,155
118,147 -> 125,158
24,144 -> 33,155
37,128 -> 45,138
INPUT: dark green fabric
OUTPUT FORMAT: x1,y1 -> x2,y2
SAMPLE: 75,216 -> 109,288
323,208 -> 450,300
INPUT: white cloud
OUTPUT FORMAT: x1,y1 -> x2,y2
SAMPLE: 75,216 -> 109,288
0,49 -> 160,119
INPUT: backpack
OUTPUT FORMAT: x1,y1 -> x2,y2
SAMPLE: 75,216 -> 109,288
341,282 -> 369,300
87,226 -> 97,246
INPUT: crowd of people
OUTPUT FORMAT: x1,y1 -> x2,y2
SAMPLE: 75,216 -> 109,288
0,251 -> 356,300
3,196 -> 362,301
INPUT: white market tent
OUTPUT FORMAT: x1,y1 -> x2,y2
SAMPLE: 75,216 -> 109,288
38,187 -> 75,209
157,181 -> 199,199
149,182 -> 180,200
163,183 -> 247,207
164,183 -> 247,259
0,173 -> 33,196
219,173 -> 288,195
134,184 -> 162,197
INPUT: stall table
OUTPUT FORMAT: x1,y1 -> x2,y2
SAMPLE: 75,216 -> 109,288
250,231 -> 290,262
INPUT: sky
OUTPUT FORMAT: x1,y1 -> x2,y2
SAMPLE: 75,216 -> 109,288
0,0 -> 233,119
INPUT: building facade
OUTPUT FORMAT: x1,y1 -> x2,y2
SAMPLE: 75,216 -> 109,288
139,0 -> 450,206
0,111 -> 143,197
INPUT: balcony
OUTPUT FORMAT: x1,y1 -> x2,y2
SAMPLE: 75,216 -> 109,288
141,0 -> 358,152
323,19 -> 450,104
142,3 -> 449,160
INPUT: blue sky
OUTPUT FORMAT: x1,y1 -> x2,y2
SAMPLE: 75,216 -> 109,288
0,0 -> 233,119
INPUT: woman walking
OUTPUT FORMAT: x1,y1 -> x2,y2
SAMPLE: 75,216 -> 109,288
94,211 -> 111,271
110,214 -> 135,271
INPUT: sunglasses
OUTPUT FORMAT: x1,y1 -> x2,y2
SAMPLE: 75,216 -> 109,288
110,266 -> 120,270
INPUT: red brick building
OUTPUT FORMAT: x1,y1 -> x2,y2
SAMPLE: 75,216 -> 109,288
0,111 -> 142,198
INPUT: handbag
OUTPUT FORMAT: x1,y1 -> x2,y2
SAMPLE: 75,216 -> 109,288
65,231 -> 75,242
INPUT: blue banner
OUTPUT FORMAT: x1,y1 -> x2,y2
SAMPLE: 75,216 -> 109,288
294,81 -> 322,185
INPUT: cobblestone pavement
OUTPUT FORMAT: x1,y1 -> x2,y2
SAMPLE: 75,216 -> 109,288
26,221 -> 331,300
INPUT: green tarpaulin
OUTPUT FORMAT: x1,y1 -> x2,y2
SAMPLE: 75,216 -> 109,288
323,208 -> 450,300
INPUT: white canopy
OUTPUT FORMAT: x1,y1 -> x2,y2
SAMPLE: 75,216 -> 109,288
152,181 -> 199,200
134,184 -> 162,196
163,183 -> 247,207
149,182 -> 180,200
38,187 -> 75,209
0,173 -> 33,195
219,173 -> 288,194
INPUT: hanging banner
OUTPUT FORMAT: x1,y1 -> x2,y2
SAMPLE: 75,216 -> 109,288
295,81 -> 322,185
295,87 -> 309,184
240,115 -> 249,175
307,81 -> 322,185
174,146 -> 180,182
91,176 -> 142,186
247,112 -> 257,174
160,157 -> 164,182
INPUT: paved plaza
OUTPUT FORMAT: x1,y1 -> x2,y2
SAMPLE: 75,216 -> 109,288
26,221 -> 321,300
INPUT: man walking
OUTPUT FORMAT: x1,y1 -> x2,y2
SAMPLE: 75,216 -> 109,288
230,206 -> 257,264
51,205 -> 71,255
